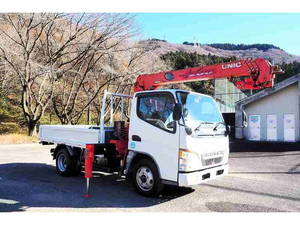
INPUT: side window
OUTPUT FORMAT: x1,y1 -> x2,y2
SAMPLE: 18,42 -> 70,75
137,93 -> 175,132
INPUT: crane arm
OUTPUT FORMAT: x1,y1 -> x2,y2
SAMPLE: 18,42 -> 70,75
134,58 -> 283,92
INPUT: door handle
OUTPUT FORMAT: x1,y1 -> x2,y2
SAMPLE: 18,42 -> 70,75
132,135 -> 141,142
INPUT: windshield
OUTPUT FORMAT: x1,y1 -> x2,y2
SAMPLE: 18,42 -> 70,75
176,92 -> 225,134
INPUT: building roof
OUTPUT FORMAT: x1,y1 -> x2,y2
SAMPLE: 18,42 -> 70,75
236,74 -> 300,107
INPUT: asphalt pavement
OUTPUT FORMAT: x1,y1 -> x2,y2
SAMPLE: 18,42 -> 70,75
0,143 -> 300,212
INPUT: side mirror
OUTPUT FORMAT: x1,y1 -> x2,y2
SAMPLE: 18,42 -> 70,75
225,125 -> 231,136
173,103 -> 182,121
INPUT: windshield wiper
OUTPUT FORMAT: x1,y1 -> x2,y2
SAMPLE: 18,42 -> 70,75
194,121 -> 214,132
213,122 -> 225,131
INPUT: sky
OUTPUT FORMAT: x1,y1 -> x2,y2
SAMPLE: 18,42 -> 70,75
135,13 -> 300,55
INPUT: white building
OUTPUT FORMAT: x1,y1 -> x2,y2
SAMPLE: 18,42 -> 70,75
235,75 -> 300,142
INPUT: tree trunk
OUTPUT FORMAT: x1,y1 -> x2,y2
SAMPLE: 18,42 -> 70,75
28,120 -> 37,137
87,106 -> 91,125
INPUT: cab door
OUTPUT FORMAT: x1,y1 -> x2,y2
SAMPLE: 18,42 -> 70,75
128,91 -> 180,182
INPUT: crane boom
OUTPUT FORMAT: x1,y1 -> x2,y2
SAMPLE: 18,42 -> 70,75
134,58 -> 283,92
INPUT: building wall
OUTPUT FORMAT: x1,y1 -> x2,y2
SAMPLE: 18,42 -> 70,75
242,84 -> 299,142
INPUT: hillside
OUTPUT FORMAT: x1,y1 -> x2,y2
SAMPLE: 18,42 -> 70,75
142,39 -> 300,64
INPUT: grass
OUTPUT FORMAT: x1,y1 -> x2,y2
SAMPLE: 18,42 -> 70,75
0,133 -> 38,144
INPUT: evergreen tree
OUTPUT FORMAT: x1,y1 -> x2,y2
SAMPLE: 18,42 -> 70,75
276,61 -> 300,83
206,43 -> 280,51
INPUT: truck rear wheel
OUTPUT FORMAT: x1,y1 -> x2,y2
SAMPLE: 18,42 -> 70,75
132,159 -> 164,197
56,148 -> 81,176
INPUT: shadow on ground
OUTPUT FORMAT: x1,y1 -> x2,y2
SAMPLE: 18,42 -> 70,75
0,163 -> 194,212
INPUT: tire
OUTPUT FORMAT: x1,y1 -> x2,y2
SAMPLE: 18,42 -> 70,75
56,148 -> 81,176
132,158 -> 164,197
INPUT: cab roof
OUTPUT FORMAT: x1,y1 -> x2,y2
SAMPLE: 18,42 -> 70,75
134,89 -> 211,98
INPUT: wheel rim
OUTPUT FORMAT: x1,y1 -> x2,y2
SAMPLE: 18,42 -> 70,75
136,166 -> 154,191
57,154 -> 67,172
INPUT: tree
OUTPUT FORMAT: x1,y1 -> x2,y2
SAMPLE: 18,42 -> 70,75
45,13 -> 138,125
90,40 -> 168,124
0,13 -> 141,132
276,61 -> 300,83
0,13 -> 61,135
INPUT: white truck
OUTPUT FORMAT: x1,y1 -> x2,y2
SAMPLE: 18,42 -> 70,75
40,90 -> 229,196
39,59 -> 280,196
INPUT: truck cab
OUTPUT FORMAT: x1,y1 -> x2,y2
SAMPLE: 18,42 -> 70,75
126,89 -> 229,195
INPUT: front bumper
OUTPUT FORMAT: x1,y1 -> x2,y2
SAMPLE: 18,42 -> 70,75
178,164 -> 228,186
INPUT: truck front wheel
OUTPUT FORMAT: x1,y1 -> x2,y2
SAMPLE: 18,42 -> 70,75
56,149 -> 80,176
132,159 -> 164,197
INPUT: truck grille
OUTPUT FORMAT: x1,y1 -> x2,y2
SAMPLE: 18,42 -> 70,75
202,157 -> 222,166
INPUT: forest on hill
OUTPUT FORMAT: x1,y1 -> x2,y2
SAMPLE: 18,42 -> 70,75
160,52 -> 237,95
182,42 -> 281,52
206,43 -> 281,51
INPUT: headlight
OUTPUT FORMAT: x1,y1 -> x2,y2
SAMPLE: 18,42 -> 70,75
178,149 -> 200,172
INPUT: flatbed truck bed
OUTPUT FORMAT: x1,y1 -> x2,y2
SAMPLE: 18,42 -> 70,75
39,125 -> 114,148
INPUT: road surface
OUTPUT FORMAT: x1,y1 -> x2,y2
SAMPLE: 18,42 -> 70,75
0,144 -> 300,212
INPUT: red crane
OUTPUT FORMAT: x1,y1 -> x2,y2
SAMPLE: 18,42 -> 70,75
134,58 -> 283,92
